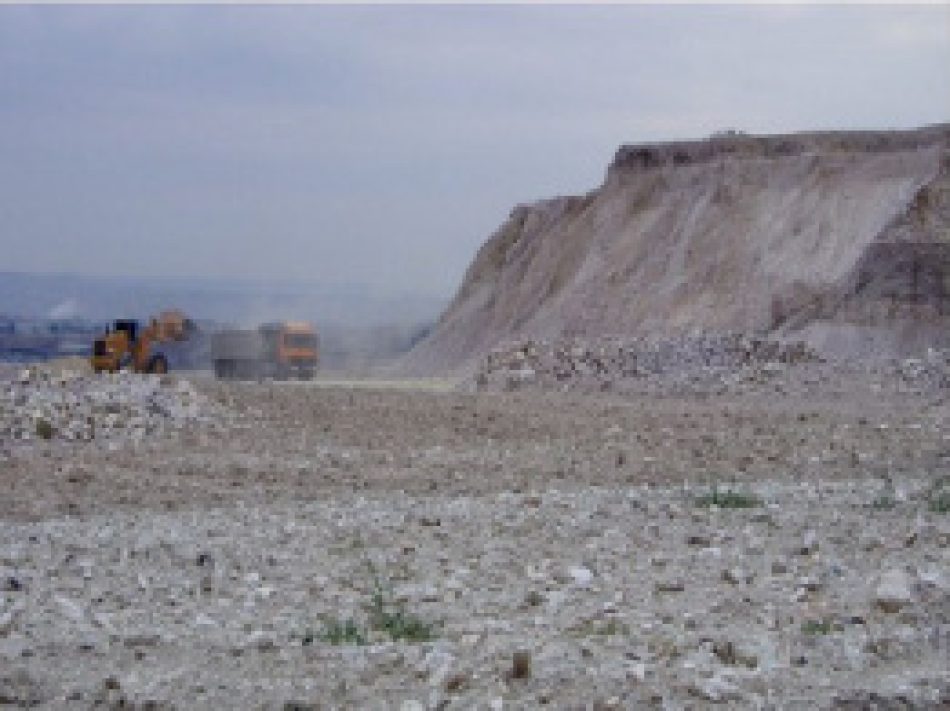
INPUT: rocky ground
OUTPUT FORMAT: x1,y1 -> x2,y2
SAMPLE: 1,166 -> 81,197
1,353 -> 948,709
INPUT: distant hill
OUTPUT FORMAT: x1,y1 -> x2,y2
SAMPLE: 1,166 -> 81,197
403,123 -> 950,374
0,272 -> 444,329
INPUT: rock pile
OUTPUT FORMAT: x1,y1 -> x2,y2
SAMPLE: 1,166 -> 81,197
472,333 -> 820,393
1,366 -> 223,445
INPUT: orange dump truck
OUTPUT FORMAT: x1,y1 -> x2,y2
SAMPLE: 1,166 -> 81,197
211,321 -> 318,380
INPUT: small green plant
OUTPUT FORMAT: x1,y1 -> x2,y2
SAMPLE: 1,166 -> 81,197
35,418 -> 54,440
695,487 -> 761,509
322,618 -> 367,646
801,619 -> 836,635
305,562 -> 439,646
871,495 -> 897,511
925,476 -> 950,514
569,618 -> 629,637
369,577 -> 437,643
303,617 -> 367,646
929,491 -> 950,514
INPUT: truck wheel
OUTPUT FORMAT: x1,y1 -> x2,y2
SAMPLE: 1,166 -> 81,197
147,354 -> 169,374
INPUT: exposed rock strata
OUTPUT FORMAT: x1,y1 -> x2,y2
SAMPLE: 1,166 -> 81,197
405,124 -> 950,374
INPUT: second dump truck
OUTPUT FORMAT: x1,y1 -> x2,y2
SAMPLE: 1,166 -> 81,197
211,321 -> 318,380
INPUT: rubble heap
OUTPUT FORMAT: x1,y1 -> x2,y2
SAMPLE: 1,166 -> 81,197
1,367 -> 223,444
473,334 -> 950,396
473,333 -> 822,393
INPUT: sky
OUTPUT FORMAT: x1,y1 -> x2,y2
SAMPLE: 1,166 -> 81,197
1,4 -> 948,298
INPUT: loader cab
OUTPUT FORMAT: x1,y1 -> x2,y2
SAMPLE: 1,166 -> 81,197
113,319 -> 139,343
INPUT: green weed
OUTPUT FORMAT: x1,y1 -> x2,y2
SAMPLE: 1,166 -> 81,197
301,617 -> 367,647
35,419 -> 54,440
871,496 -> 897,511
925,476 -> 950,514
929,491 -> 950,514
368,579 -> 438,643
695,487 -> 761,509
569,618 -> 629,637
801,619 -> 837,635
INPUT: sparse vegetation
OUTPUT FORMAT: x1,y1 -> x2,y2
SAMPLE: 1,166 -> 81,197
35,418 -> 54,440
871,495 -> 897,511
368,577 -> 438,643
313,617 -> 367,646
925,477 -> 950,514
695,487 -> 761,509
801,619 -> 837,635
929,491 -> 950,514
569,618 -> 629,637
299,565 -> 438,646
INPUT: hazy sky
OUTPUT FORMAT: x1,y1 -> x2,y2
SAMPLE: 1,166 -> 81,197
2,4 -> 948,297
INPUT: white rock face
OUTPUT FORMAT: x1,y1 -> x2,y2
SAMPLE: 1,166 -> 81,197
402,126 -> 950,376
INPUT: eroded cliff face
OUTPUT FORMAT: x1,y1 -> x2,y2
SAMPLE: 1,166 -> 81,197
405,124 -> 950,374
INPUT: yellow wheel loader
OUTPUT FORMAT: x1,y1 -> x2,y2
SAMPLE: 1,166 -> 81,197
90,310 -> 196,374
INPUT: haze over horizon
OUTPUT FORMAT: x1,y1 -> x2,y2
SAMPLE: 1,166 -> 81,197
2,4 -> 948,297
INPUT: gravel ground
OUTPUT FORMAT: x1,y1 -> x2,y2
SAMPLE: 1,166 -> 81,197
1,363 -> 948,709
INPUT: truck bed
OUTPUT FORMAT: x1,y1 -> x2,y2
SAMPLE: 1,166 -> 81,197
210,330 -> 265,361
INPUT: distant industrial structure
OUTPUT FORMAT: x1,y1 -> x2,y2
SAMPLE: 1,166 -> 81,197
0,315 -> 103,362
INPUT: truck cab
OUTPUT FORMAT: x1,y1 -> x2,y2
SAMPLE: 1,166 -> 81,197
212,321 -> 319,380
261,321 -> 319,379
